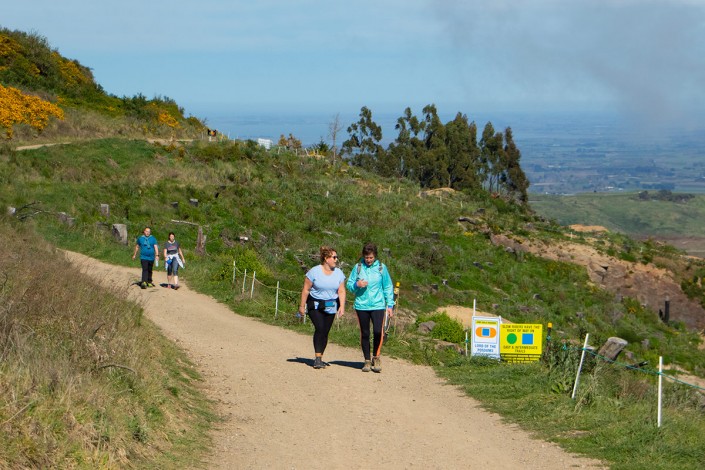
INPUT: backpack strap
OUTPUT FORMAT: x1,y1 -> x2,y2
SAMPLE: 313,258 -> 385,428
356,262 -> 384,275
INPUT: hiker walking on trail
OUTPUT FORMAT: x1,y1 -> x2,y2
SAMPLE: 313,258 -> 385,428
163,232 -> 185,289
132,226 -> 159,288
298,246 -> 346,369
346,242 -> 394,373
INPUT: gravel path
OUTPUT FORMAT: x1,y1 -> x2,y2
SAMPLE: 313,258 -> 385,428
66,251 -> 605,469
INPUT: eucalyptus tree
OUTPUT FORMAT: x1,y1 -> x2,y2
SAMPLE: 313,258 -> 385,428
502,127 -> 529,203
342,106 -> 385,171
479,122 -> 504,193
388,107 -> 425,180
444,112 -> 481,191
419,104 -> 449,188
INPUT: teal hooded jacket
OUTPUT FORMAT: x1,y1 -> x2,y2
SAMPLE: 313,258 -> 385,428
346,259 -> 394,310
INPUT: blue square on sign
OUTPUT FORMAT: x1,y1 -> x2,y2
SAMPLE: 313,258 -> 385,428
522,333 -> 534,345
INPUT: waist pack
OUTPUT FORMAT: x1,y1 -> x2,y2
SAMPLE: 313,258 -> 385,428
306,295 -> 339,313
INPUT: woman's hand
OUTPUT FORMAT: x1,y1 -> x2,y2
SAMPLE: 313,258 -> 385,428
337,307 -> 344,318
357,279 -> 368,288
386,306 -> 394,317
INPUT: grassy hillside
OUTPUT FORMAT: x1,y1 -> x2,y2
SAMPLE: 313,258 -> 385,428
0,28 -> 205,143
531,192 -> 705,256
2,139 -> 705,467
0,220 -> 215,468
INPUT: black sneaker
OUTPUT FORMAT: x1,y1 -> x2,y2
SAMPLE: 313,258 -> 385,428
147,282 -> 155,288
140,282 -> 147,289
313,357 -> 324,369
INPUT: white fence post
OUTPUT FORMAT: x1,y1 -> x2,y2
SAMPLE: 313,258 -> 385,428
657,356 -> 663,427
242,269 -> 247,294
571,333 -> 590,400
275,281 -> 280,318
232,260 -> 237,285
250,271 -> 256,299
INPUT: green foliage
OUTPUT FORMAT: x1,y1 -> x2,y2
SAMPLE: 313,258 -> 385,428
344,104 -> 529,203
0,27 -> 206,141
418,312 -> 465,344
6,137 -> 705,469
446,349 -> 705,469
0,220 -> 215,468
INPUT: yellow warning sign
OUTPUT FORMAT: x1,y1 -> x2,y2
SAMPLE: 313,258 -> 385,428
500,324 -> 543,361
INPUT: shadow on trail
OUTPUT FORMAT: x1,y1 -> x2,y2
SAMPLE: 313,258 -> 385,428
327,360 -> 363,369
287,357 -> 314,367
286,358 -> 364,369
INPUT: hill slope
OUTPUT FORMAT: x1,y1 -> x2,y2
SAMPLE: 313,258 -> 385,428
531,191 -> 705,256
3,138 -> 704,357
3,138 -> 705,468
0,27 -> 205,142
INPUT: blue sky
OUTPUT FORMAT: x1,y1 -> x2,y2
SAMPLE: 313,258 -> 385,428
4,1 -> 705,125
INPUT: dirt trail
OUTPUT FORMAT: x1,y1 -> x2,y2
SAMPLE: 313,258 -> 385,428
65,251 -> 605,469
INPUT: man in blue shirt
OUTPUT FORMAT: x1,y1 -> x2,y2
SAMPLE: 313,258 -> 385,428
132,226 -> 159,288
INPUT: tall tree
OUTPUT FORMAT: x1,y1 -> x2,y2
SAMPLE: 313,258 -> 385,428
342,106 -> 384,171
502,127 -> 530,203
479,122 -> 504,193
444,112 -> 481,191
419,104 -> 448,188
389,107 -> 425,180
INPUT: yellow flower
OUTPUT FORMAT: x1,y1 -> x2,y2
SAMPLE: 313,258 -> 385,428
0,84 -> 64,139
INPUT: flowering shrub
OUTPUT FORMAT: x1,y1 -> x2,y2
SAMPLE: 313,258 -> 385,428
54,52 -> 92,87
0,33 -> 21,61
158,111 -> 180,128
0,84 -> 64,138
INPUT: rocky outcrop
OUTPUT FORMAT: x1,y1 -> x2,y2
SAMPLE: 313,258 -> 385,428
490,235 -> 705,330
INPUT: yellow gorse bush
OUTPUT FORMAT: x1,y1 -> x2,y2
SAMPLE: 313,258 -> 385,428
0,33 -> 21,60
158,111 -> 180,128
0,84 -> 64,138
0,33 -> 40,76
53,52 -> 92,87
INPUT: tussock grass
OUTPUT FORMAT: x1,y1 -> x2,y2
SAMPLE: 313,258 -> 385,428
0,220 -> 215,468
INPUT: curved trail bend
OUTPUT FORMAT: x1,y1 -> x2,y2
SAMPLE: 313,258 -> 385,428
66,251 -> 604,469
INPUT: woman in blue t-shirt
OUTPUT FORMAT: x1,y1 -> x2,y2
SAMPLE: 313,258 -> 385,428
298,246 -> 346,369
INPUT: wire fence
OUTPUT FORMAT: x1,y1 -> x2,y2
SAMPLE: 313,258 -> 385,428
558,341 -> 705,392
232,260 -> 705,399
230,262 -> 387,329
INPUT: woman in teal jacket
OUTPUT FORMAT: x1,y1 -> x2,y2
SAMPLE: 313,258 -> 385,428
346,242 -> 394,372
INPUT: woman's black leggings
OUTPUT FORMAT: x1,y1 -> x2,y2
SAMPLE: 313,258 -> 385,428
356,309 -> 385,360
307,309 -> 336,354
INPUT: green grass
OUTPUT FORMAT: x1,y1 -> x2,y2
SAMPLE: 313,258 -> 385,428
0,219 -> 217,468
3,138 -> 705,468
531,192 -> 705,239
438,355 -> 705,470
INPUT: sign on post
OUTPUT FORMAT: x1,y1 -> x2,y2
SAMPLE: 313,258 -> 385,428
471,316 -> 501,359
500,323 -> 543,362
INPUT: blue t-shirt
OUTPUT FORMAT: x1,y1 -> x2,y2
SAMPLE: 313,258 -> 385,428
136,235 -> 158,260
306,264 -> 346,314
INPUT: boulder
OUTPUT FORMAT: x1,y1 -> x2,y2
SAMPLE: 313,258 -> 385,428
111,224 -> 128,245
597,337 -> 628,362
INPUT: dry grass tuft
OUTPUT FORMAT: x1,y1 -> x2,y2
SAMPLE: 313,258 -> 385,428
0,219 -> 215,468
